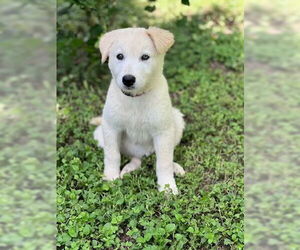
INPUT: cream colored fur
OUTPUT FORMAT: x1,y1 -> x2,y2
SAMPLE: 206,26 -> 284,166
93,27 -> 185,194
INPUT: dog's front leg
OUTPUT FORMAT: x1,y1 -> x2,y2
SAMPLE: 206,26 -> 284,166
102,121 -> 121,181
154,130 -> 178,194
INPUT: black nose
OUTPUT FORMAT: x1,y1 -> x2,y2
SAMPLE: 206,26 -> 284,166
122,75 -> 136,87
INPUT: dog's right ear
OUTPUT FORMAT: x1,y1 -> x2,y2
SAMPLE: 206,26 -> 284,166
99,30 -> 118,63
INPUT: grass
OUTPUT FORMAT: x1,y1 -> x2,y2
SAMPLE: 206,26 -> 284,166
245,0 -> 300,248
0,1 -> 56,249
0,78 -> 56,249
57,1 -> 244,249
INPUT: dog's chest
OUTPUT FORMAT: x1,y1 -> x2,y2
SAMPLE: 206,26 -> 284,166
119,107 -> 154,143
104,87 -> 172,143
124,124 -> 152,144
106,100 -> 161,143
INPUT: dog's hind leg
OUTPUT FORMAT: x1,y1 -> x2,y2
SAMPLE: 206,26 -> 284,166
120,157 -> 142,178
172,108 -> 185,146
93,125 -> 104,148
173,162 -> 185,176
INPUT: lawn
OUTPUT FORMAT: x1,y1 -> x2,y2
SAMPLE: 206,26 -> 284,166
245,0 -> 300,248
0,1 -> 56,249
57,0 -> 244,249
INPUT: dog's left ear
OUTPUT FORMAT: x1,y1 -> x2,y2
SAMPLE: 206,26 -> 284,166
147,27 -> 174,54
99,30 -> 118,63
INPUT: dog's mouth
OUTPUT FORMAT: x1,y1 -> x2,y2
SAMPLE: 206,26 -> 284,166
121,89 -> 145,97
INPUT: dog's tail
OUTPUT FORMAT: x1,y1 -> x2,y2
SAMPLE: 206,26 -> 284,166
89,116 -> 102,126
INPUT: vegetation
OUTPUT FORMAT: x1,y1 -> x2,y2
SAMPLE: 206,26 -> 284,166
245,0 -> 300,248
2,0 -> 299,249
0,0 -> 56,249
57,0 -> 244,249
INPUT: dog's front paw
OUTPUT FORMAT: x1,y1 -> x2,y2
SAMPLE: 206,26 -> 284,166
158,182 -> 179,195
103,170 -> 120,181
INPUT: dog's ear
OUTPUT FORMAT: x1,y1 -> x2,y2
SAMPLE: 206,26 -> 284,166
147,27 -> 174,54
99,30 -> 118,63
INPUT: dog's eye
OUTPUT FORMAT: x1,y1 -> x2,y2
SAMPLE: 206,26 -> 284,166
116,53 -> 124,60
141,54 -> 150,61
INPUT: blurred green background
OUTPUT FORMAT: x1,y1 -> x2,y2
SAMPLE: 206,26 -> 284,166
1,0 -> 299,249
245,0 -> 300,249
0,0 -> 56,249
57,0 -> 244,249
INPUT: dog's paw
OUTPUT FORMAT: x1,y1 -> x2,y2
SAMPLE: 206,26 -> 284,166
120,164 -> 135,178
103,171 -> 120,181
158,182 -> 179,195
120,158 -> 141,178
173,162 -> 185,176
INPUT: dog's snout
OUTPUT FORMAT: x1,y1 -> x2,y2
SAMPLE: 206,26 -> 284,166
122,75 -> 136,87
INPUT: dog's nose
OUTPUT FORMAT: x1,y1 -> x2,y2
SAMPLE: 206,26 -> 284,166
122,75 -> 136,87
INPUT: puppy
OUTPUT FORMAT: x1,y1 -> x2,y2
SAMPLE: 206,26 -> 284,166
93,27 -> 185,194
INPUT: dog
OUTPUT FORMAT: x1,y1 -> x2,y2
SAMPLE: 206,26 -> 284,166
92,27 -> 185,194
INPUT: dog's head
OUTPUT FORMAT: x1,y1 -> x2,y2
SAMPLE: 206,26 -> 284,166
99,27 -> 174,96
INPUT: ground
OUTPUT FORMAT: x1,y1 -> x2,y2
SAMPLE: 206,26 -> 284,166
245,0 -> 300,248
57,1 -> 244,249
1,0 -> 299,249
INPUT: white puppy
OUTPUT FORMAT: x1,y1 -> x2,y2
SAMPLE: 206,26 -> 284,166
93,27 -> 185,194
